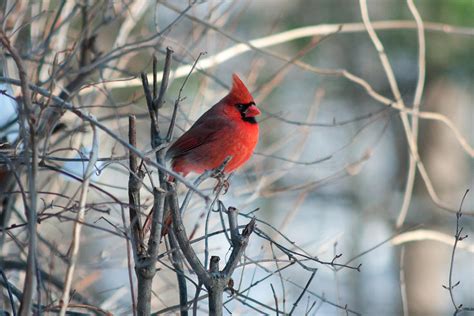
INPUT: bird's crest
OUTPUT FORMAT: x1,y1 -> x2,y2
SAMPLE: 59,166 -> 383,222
228,74 -> 254,104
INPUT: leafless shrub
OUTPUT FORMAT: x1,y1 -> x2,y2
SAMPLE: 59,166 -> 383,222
1,1 -> 472,315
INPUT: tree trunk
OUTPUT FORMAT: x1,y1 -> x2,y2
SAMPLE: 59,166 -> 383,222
208,285 -> 224,316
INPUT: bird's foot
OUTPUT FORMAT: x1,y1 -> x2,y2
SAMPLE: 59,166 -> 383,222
212,172 -> 230,194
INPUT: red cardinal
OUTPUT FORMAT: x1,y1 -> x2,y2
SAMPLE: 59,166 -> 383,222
156,74 -> 260,237
166,73 -> 260,176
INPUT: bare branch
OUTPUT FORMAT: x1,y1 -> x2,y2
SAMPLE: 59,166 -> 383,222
443,190 -> 473,314
396,0 -> 427,229
289,271 -> 316,315
128,115 -> 145,259
60,122 -> 98,316
0,29 -> 37,316
0,77 -> 209,200
166,51 -> 205,142
89,20 -> 474,91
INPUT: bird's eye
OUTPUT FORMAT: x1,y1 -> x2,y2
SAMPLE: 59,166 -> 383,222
237,104 -> 244,110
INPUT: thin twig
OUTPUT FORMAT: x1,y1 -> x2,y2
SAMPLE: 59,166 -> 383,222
399,246 -> 408,316
166,51 -> 206,142
168,230 -> 189,316
270,283 -> 279,316
443,190 -> 473,315
59,122 -> 98,316
396,0 -> 426,229
0,268 -> 17,316
128,115 -> 145,258
289,271 -> 316,316
154,48 -> 173,111
392,229 -> 474,253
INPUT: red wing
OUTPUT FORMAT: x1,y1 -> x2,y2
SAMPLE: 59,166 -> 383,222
166,116 -> 227,160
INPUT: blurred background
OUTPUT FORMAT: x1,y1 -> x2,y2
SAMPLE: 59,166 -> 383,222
1,0 -> 473,315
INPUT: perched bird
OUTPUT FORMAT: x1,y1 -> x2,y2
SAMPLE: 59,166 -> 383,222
166,73 -> 260,177
154,74 -> 260,237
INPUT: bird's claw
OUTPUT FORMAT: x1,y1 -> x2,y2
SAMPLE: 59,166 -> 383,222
212,172 -> 229,194
221,179 -> 230,194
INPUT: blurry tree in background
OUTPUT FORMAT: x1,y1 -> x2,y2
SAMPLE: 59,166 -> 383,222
0,0 -> 473,315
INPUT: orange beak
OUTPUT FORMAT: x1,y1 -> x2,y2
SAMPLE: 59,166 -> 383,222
244,104 -> 261,118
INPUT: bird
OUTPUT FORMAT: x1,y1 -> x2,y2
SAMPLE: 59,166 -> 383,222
166,73 -> 260,177
156,74 -> 260,237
